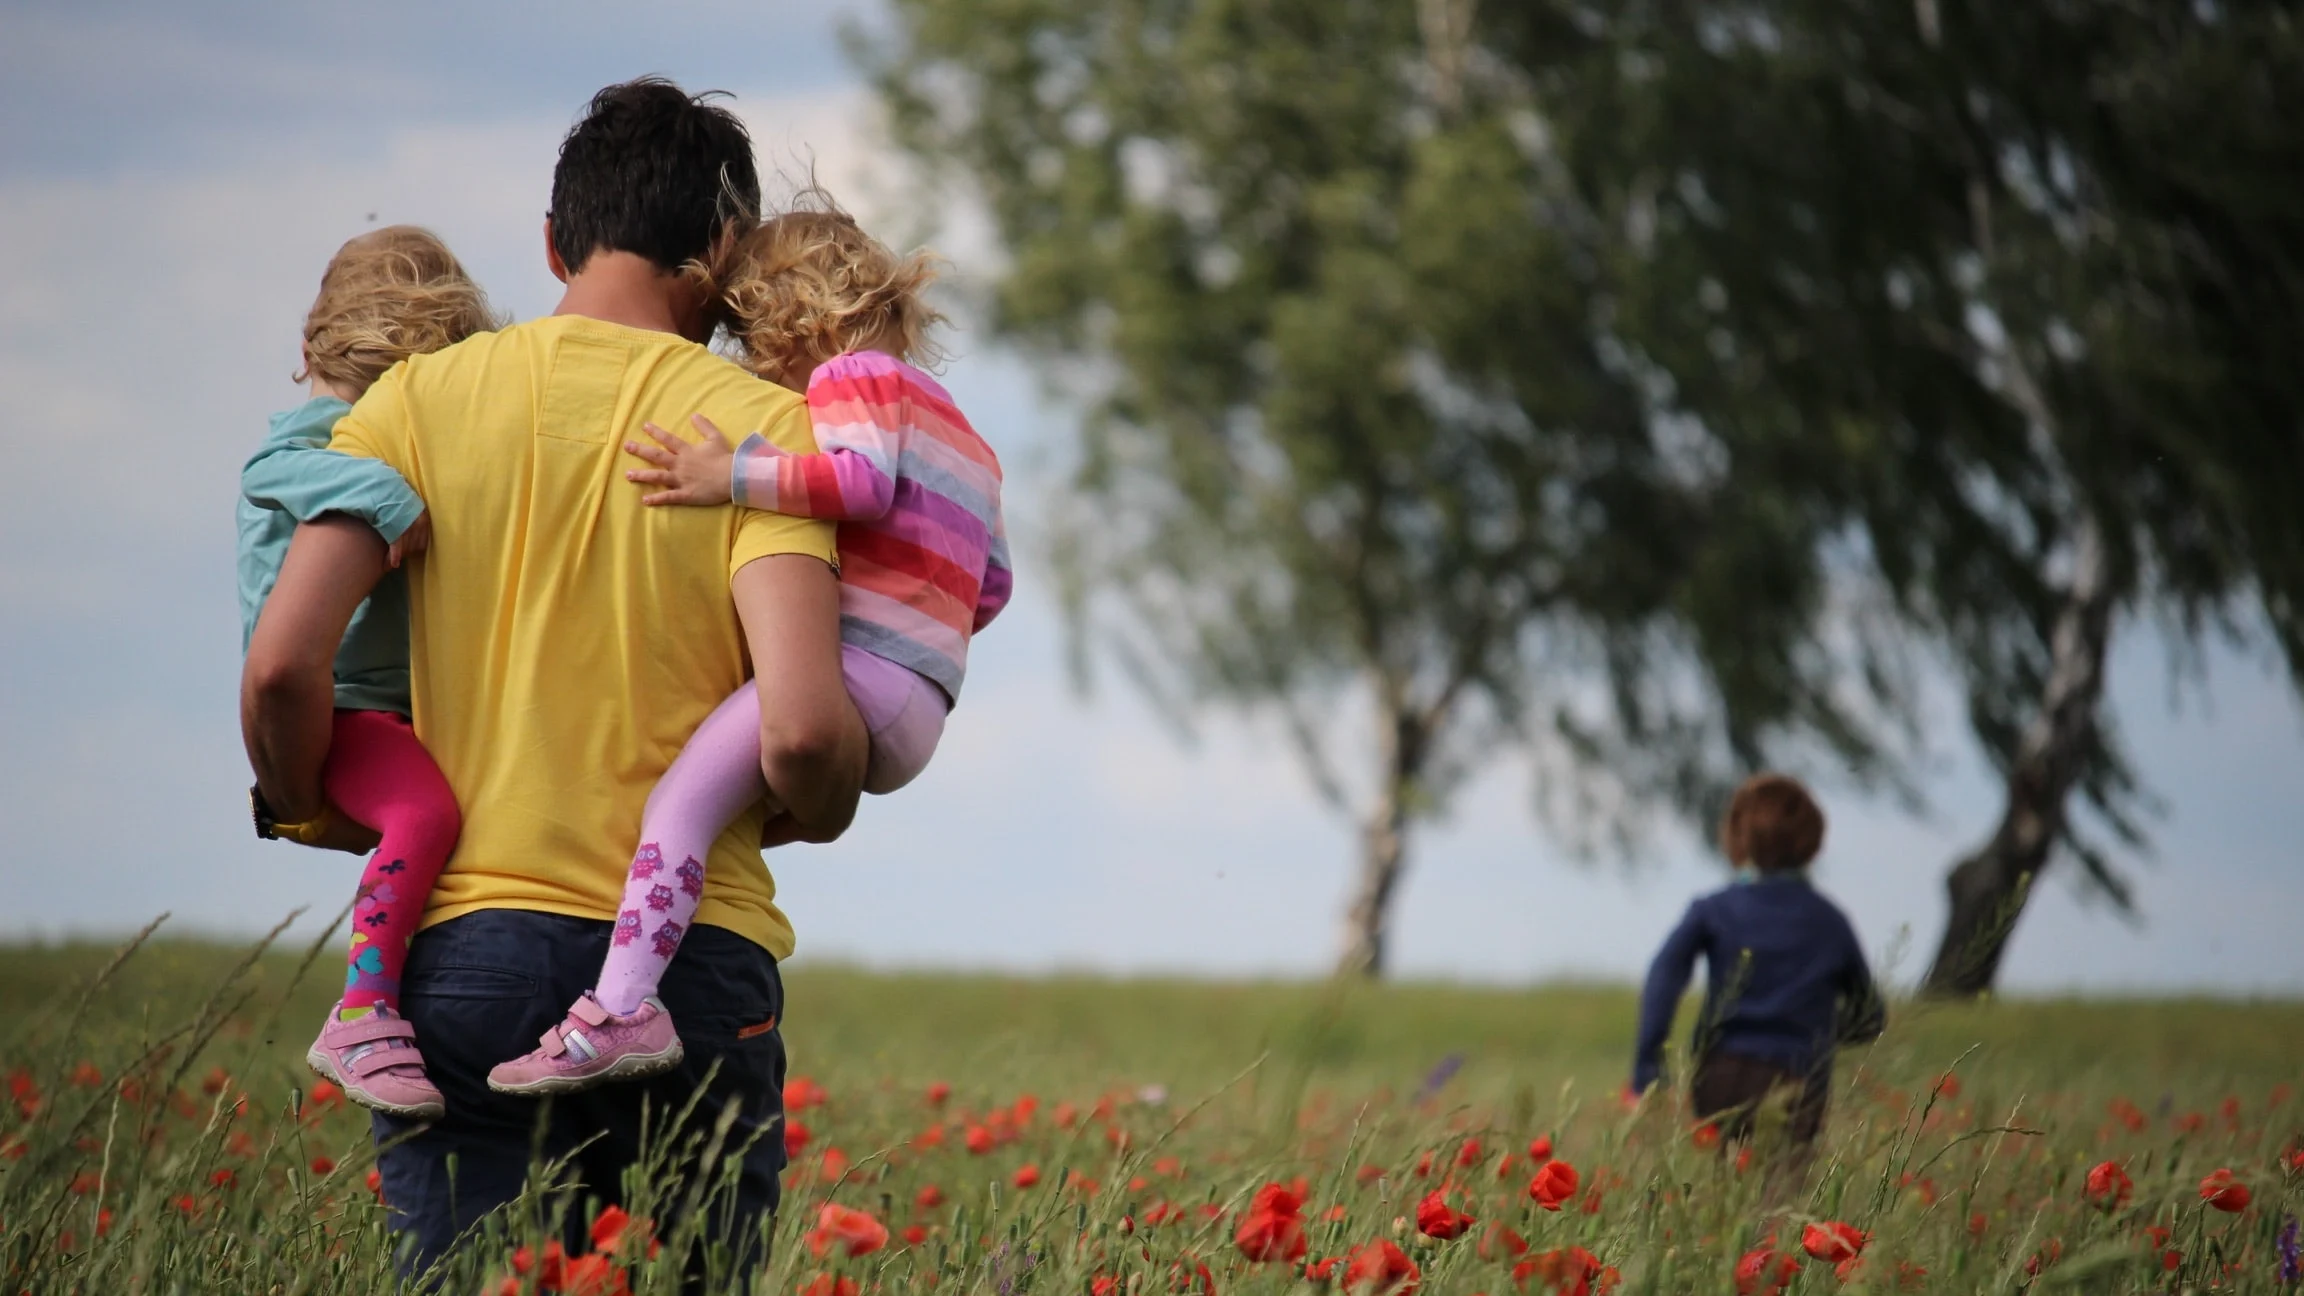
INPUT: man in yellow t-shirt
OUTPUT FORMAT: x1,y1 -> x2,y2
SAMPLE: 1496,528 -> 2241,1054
242,79 -> 866,1270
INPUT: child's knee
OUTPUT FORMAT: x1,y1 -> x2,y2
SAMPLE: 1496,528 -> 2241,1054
380,798 -> 461,866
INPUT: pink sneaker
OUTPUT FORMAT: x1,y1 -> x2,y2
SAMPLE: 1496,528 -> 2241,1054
306,1002 -> 445,1120
487,992 -> 683,1096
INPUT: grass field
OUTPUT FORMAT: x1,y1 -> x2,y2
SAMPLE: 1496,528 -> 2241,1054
0,930 -> 2298,1293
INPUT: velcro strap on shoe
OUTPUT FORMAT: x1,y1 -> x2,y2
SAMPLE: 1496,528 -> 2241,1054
571,995 -> 611,1027
348,1045 -> 424,1079
536,1028 -> 570,1058
330,1015 -> 418,1047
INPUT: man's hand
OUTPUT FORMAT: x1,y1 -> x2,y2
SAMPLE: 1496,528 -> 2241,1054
244,517 -> 386,822
733,554 -> 866,841
624,414 -> 741,507
386,510 -> 431,569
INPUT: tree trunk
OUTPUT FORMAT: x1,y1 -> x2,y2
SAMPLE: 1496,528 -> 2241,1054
1923,513 -> 2115,997
1335,705 -> 1426,979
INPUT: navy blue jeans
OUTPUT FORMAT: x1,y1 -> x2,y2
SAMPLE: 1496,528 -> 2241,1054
372,909 -> 788,1273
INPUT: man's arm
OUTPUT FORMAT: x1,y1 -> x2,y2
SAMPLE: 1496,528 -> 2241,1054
732,554 -> 867,841
242,517 -> 387,822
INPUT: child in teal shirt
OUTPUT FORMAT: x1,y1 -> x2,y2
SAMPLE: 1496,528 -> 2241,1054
236,226 -> 496,1119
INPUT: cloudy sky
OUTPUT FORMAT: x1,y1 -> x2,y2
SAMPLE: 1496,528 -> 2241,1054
2,0 -> 2299,996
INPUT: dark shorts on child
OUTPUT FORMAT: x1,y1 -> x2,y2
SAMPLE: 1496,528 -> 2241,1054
1692,1051 -> 1831,1146
371,909 -> 788,1278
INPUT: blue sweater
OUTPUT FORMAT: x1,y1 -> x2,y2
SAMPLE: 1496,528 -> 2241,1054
235,396 -> 427,714
1631,873 -> 1884,1093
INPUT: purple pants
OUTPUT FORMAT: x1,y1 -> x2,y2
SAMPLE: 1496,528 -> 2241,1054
594,646 -> 947,1013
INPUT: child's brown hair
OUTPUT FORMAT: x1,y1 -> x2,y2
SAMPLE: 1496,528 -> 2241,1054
1719,773 -> 1826,872
297,226 -> 498,395
707,188 -> 945,389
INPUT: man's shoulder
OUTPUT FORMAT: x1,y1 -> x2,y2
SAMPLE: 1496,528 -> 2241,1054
386,318 -> 798,418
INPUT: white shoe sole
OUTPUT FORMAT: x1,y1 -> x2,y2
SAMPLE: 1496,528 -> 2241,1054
307,1048 -> 445,1122
486,1041 -> 686,1097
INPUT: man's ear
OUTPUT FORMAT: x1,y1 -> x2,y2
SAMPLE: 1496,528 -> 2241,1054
544,218 -> 570,284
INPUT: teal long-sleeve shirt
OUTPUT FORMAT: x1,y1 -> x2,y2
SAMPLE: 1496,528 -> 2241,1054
236,395 -> 427,715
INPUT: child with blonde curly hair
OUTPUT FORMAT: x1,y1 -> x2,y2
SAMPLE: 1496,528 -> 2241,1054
487,197 -> 1010,1094
240,225 -> 498,1118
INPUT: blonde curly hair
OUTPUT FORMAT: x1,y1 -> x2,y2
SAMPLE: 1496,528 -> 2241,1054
707,190 -> 945,389
298,226 -> 499,395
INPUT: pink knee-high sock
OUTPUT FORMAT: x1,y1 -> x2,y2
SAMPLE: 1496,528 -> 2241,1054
596,685 -> 767,1015
325,710 -> 461,1015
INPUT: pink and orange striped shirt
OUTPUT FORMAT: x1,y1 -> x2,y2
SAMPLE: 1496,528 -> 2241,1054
731,350 -> 1009,703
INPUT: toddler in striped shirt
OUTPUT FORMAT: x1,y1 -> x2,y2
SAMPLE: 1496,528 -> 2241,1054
487,198 -> 1009,1095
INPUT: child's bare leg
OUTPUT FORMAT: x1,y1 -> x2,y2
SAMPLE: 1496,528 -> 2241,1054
595,685 -> 767,1014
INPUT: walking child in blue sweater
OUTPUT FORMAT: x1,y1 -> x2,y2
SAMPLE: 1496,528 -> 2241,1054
1630,774 -> 1885,1148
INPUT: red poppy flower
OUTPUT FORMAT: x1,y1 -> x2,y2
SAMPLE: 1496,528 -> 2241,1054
1801,1222 -> 1866,1264
556,1253 -> 631,1296
1305,1257 -> 1341,1283
1413,1190 -> 1473,1241
1691,1123 -> 1721,1151
1734,1247 -> 1800,1296
1455,1138 -> 1484,1168
68,1062 -> 102,1088
1935,1073 -> 1961,1099
1526,1135 -> 1553,1163
309,1155 -> 335,1175
1012,1163 -> 1042,1189
1055,1101 -> 1079,1128
799,1277 -> 859,1296
1517,1246 -> 1615,1296
964,1125 -> 994,1155
1476,1222 -> 1528,1260
1527,1160 -> 1579,1211
803,1203 -> 890,1258
2199,1168 -> 2251,1212
1354,1164 -> 1385,1185
902,1224 -> 929,1246
2023,1238 -> 2063,1276
1170,1259 -> 1217,1294
784,1119 -> 812,1158
1236,1203 -> 1309,1263
916,1183 -> 946,1210
1342,1238 -> 1420,1294
783,1075 -> 827,1111
2084,1160 -> 2132,1208
366,1167 -> 385,1201
589,1204 -> 658,1259
925,1081 -> 951,1106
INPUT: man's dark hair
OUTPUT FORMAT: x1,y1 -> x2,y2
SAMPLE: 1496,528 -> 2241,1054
549,77 -> 761,275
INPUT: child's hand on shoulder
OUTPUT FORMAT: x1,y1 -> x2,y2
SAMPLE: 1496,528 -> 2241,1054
624,414 -> 741,507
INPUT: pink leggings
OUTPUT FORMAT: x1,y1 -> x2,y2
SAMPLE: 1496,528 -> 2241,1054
593,647 -> 945,1014
325,710 -> 461,1012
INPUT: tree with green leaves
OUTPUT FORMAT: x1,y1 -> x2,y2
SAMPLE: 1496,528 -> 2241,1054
862,0 -> 2304,984
1583,0 -> 2304,994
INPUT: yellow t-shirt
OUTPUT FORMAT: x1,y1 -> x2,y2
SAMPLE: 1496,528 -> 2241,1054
330,314 -> 835,958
